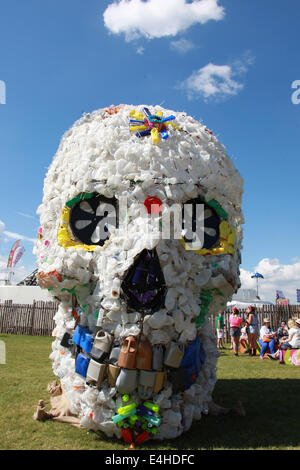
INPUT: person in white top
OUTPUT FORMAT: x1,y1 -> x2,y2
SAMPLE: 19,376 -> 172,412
258,318 -> 276,360
268,318 -> 300,360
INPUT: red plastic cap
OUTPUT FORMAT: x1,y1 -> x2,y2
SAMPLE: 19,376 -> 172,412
144,197 -> 163,215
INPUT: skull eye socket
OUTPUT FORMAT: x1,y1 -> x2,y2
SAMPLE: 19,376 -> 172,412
69,194 -> 118,246
182,197 -> 220,250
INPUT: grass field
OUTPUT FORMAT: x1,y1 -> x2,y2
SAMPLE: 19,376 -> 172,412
1,333 -> 300,450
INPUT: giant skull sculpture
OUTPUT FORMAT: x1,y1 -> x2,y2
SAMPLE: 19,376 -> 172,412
34,104 -> 243,443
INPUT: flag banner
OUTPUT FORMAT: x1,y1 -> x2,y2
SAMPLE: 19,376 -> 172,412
7,240 -> 21,268
11,245 -> 25,267
277,298 -> 289,306
297,289 -> 300,303
276,290 -> 285,300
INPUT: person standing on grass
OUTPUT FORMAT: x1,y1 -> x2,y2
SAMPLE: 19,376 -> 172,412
258,318 -> 276,360
216,311 -> 225,349
246,305 -> 259,356
230,307 -> 243,356
240,320 -> 250,353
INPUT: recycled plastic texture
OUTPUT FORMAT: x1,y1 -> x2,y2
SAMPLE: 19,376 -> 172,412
34,104 -> 244,441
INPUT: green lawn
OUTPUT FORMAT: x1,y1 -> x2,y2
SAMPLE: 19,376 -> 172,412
1,334 -> 300,450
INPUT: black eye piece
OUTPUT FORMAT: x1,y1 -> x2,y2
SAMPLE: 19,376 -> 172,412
69,194 -> 117,246
182,197 -> 220,250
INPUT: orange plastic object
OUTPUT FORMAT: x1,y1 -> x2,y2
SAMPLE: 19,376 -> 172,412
37,270 -> 63,288
122,428 -> 133,443
118,336 -> 138,369
71,309 -> 80,320
136,336 -> 153,370
105,105 -> 121,116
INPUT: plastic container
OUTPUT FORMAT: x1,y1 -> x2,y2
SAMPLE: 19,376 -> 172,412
138,370 -> 156,399
107,364 -> 120,387
153,371 -> 166,393
164,342 -> 185,368
72,325 -> 94,354
108,346 -> 121,365
81,332 -> 94,355
86,360 -> 107,388
93,330 -> 113,353
118,336 -> 138,369
121,428 -> 133,443
60,332 -> 72,348
152,345 -> 164,370
75,353 -> 91,378
115,369 -> 138,394
136,336 -> 152,370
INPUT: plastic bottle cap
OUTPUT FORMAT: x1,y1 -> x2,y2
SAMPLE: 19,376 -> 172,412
144,197 -> 162,215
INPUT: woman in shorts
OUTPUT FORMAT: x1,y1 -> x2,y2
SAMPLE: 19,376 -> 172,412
246,305 -> 259,356
230,307 -> 243,356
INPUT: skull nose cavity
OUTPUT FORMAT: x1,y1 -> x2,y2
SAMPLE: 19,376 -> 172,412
121,249 -> 166,313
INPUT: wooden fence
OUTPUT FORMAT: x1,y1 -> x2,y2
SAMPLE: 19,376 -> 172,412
0,300 -> 300,339
0,300 -> 58,336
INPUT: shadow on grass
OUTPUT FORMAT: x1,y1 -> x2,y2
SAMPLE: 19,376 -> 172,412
92,378 -> 300,450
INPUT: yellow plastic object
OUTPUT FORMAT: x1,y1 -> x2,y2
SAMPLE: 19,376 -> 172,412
57,207 -> 97,252
151,128 -> 160,144
219,221 -> 231,239
130,124 -> 148,132
169,122 -> 181,130
129,110 -> 145,121
117,403 -> 137,415
180,220 -> 236,256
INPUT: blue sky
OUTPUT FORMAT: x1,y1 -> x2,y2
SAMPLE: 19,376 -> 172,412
0,0 -> 300,302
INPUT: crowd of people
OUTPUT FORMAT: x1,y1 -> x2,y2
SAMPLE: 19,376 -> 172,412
216,307 -> 300,361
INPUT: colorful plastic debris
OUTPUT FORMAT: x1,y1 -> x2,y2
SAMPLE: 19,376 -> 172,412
129,107 -> 179,144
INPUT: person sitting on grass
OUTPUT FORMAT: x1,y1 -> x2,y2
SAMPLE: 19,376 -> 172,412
278,319 -> 297,343
258,318 -> 276,360
276,320 -> 289,342
268,318 -> 300,360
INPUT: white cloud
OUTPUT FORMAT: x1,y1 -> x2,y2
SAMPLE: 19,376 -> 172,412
4,230 -> 35,244
182,63 -> 243,101
103,0 -> 225,41
240,258 -> 300,304
170,38 -> 195,54
17,212 -> 35,220
181,53 -> 254,102
136,46 -> 145,55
